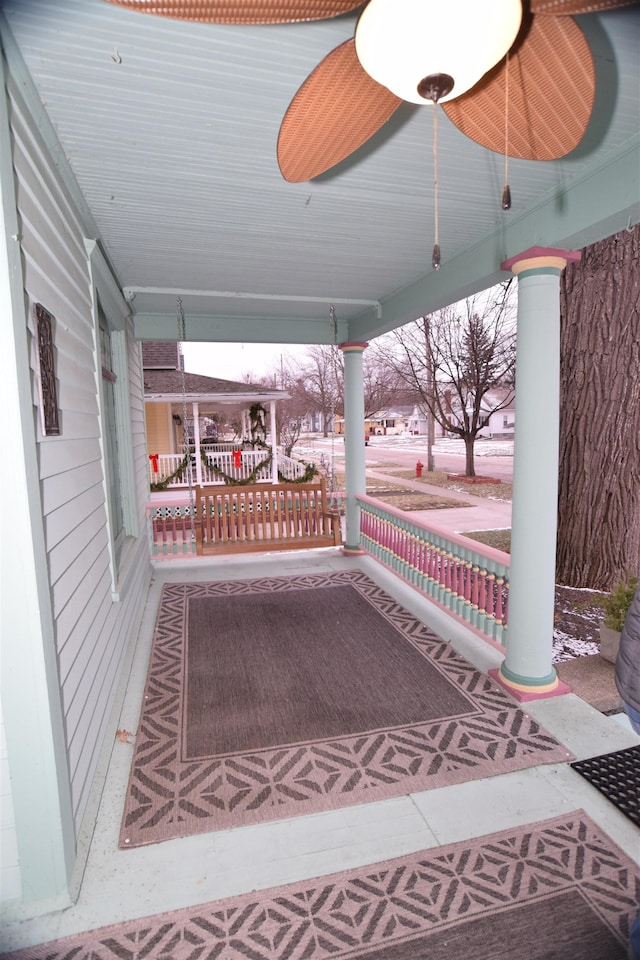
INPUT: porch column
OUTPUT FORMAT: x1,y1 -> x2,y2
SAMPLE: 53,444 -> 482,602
340,341 -> 368,553
491,247 -> 580,701
269,399 -> 278,483
192,401 -> 202,484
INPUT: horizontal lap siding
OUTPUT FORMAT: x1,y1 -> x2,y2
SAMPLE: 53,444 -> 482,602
0,708 -> 21,901
7,68 -> 150,837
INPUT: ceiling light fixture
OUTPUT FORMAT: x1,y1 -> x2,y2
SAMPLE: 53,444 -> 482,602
355,0 -> 522,269
355,0 -> 523,105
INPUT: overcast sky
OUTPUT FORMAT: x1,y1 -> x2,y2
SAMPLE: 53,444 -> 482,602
180,342 -> 308,383
178,284 -> 514,383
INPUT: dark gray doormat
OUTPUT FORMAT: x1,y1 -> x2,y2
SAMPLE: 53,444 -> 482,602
571,744 -> 640,827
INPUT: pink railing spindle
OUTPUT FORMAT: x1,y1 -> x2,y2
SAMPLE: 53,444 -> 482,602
478,570 -> 487,615
495,577 -> 504,623
170,515 -> 177,549
486,573 -> 496,619
464,562 -> 472,604
444,553 -> 452,592
429,547 -> 438,583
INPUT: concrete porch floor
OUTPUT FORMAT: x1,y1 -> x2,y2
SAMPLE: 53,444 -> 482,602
2,549 -> 639,954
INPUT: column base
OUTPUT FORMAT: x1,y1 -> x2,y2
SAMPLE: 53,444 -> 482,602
342,544 -> 366,556
489,667 -> 571,702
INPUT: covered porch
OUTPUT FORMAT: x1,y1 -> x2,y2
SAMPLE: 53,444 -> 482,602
1,0 -> 639,950
2,548 -> 638,953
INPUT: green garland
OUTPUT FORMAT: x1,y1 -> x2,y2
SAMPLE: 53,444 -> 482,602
203,449 -> 274,486
278,462 -> 318,484
151,400 -> 319,491
202,449 -> 318,486
150,453 -> 190,492
248,402 -> 268,444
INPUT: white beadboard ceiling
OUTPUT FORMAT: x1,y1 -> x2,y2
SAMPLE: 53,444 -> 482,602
2,0 -> 639,345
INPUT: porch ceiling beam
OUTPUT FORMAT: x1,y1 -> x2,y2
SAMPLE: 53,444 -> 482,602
125,286 -> 380,310
133,312 -> 351,344
349,134 -> 640,342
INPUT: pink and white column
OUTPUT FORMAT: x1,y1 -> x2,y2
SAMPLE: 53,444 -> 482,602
491,247 -> 580,701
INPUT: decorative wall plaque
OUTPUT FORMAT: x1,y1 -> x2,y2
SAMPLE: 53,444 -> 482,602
35,303 -> 61,436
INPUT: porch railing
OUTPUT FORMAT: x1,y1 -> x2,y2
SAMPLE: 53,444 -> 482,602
358,494 -> 509,648
147,480 -> 341,558
146,489 -> 510,648
148,448 -> 307,488
147,498 -> 197,558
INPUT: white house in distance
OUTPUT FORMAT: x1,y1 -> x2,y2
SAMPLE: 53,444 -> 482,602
408,388 -> 515,440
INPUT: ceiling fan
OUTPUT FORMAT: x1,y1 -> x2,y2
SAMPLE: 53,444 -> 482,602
103,0 -> 636,183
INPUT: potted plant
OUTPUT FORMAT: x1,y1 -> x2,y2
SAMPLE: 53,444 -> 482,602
599,575 -> 638,663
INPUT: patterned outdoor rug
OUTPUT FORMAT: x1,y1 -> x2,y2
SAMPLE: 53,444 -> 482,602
6,812 -> 638,959
120,570 -> 573,848
571,744 -> 640,827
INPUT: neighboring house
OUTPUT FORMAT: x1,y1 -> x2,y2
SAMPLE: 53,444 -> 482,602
367,406 -> 414,436
481,390 -> 516,439
408,389 -> 515,440
142,340 -> 288,458
335,406 -> 414,437
300,411 -> 327,434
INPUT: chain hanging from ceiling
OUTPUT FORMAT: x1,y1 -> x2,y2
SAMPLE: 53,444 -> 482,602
328,304 -> 340,496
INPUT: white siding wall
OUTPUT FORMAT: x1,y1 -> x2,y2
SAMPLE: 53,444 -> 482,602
1,35 -> 151,907
0,702 -> 21,902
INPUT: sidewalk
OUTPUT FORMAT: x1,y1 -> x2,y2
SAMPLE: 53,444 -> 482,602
366,467 -> 512,534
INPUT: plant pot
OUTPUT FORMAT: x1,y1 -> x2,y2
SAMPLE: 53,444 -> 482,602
599,625 -> 621,664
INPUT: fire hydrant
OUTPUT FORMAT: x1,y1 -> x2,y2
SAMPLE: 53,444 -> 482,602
416,460 -> 424,478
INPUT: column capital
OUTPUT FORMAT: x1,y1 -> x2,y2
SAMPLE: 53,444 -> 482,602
339,341 -> 369,354
501,246 -> 581,275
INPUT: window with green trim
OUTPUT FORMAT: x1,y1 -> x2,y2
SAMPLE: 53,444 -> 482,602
98,302 -> 125,563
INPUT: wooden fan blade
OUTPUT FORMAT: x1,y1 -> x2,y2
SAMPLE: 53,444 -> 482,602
442,15 -> 595,161
277,39 -> 402,182
101,0 -> 364,23
531,0 -> 638,14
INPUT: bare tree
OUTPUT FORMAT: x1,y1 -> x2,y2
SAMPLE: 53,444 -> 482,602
363,353 -> 403,419
556,225 -> 640,590
377,284 -> 516,475
293,345 -> 343,437
272,360 -> 309,456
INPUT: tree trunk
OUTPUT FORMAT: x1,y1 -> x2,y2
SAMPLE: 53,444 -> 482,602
464,436 -> 476,476
556,225 -> 640,590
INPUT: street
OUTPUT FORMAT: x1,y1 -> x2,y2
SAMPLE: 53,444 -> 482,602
308,435 -> 514,483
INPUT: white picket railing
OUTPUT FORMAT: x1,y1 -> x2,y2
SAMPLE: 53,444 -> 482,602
148,447 -> 308,488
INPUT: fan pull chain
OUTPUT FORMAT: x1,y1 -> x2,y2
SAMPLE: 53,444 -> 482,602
432,102 -> 441,270
502,52 -> 512,211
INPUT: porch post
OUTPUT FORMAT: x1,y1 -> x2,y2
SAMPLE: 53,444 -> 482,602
491,247 -> 580,701
340,341 -> 368,553
269,399 -> 278,483
192,401 -> 202,485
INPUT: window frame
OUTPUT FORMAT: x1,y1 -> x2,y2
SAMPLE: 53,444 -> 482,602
85,239 -> 137,598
